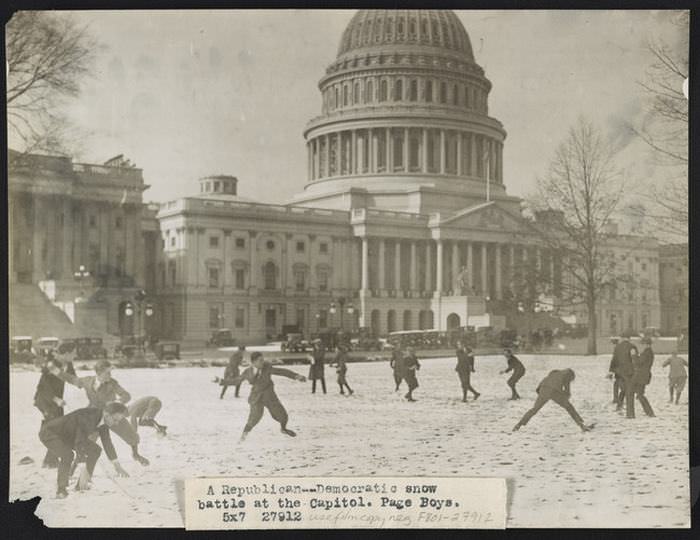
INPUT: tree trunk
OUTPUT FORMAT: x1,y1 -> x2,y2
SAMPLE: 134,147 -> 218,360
586,297 -> 597,355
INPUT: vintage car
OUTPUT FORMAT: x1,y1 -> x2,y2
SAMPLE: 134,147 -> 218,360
36,337 -> 60,357
75,337 -> 108,360
281,333 -> 310,353
350,327 -> 383,351
57,338 -> 77,355
155,341 -> 180,360
206,328 -> 236,348
10,336 -> 35,363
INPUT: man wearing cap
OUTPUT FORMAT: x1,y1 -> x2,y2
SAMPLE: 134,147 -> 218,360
59,359 -> 150,465
610,331 -> 639,418
230,351 -> 306,442
513,369 -> 594,432
308,340 -> 327,394
215,349 -> 244,399
631,338 -> 656,417
500,349 -> 526,400
455,341 -> 480,402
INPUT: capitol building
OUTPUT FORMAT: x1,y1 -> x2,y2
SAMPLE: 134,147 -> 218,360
9,10 -> 675,345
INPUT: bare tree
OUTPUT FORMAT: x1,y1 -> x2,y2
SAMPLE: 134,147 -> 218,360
6,11 -> 98,156
634,11 -> 688,238
528,118 -> 637,355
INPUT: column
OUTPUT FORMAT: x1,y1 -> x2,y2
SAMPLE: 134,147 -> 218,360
378,238 -> 386,290
337,132 -> 343,175
495,244 -> 502,300
410,241 -> 417,291
361,237 -> 369,290
498,142 -> 504,183
466,242 -> 474,291
451,241 -> 459,292
439,130 -> 446,174
314,139 -> 320,179
550,252 -> 555,292
351,130 -> 357,175
457,132 -> 463,176
471,134 -> 478,176
425,241 -> 432,292
249,231 -> 257,289
403,127 -> 409,171
386,128 -> 392,172
370,129 -> 377,173
307,143 -> 312,182
422,129 -> 429,173
509,244 -> 516,292
394,240 -> 401,291
481,242 -> 488,296
62,197 -> 73,278
436,240 -> 443,294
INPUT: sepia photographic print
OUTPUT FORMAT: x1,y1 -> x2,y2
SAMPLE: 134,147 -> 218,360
6,7 -> 690,529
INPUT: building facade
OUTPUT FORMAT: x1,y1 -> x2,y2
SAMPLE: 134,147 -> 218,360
659,243 -> 688,335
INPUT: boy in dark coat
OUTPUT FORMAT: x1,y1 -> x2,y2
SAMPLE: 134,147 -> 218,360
513,369 -> 594,432
403,347 -> 421,402
632,338 -> 656,417
663,352 -> 688,404
34,356 -> 75,467
607,338 -> 624,406
500,349 -> 526,400
389,346 -> 405,391
215,350 -> 244,399
334,345 -> 354,395
231,352 -> 306,442
455,342 -> 480,402
39,402 -> 130,499
610,332 -> 639,418
308,341 -> 327,394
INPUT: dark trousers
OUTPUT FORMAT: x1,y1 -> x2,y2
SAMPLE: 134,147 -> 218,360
405,372 -> 419,391
220,382 -> 241,399
39,433 -> 101,491
613,376 -> 624,405
311,377 -> 327,394
393,371 -> 403,390
458,372 -> 479,399
517,388 -> 584,428
633,382 -> 655,417
37,405 -> 64,466
243,395 -> 288,433
620,375 -> 636,418
507,371 -> 525,398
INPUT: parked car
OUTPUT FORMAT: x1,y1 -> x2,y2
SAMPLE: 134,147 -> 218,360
351,326 -> 382,351
57,338 -> 77,355
10,336 -> 35,363
155,341 -> 181,360
75,337 -> 108,360
640,327 -> 661,339
206,328 -> 236,348
281,333 -> 311,353
36,337 -> 60,358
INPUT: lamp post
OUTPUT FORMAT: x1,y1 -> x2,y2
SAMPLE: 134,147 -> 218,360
123,290 -> 154,357
73,264 -> 91,302
328,296 -> 355,331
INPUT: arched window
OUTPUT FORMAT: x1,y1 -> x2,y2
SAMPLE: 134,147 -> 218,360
440,81 -> 447,104
334,87 -> 338,109
343,85 -> 348,106
353,81 -> 360,104
366,79 -> 373,103
379,79 -> 388,102
425,80 -> 433,102
393,79 -> 403,101
263,261 -> 276,290
453,84 -> 459,105
409,79 -> 418,101
464,86 -> 469,108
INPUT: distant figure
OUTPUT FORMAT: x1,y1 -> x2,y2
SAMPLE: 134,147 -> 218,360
403,347 -> 421,402
129,396 -> 167,435
230,352 -> 306,442
390,346 -> 405,391
455,342 -> 480,402
309,340 -> 327,394
663,352 -> 688,404
216,350 -> 243,399
513,369 -> 594,432
632,338 -> 655,417
610,331 -> 639,418
607,337 -> 624,407
334,345 -> 354,396
500,349 -> 525,400
39,402 -> 130,499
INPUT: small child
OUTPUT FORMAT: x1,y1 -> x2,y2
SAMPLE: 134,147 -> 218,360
662,352 -> 688,404
335,345 -> 354,396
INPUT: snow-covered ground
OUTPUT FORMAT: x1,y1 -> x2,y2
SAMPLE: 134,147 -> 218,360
9,354 -> 689,528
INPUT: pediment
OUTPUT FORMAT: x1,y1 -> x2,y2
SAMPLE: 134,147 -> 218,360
437,202 -> 533,234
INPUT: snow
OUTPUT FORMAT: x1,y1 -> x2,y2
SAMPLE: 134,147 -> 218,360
9,354 -> 689,528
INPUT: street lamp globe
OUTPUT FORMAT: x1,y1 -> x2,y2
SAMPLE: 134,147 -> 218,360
124,304 -> 134,317
145,305 -> 154,317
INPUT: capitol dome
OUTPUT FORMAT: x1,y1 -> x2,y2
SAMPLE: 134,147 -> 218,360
294,9 -> 517,215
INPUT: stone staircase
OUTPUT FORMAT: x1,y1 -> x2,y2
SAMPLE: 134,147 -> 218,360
8,283 -> 76,339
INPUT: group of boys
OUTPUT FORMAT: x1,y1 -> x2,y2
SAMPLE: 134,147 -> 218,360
33,353 -> 166,499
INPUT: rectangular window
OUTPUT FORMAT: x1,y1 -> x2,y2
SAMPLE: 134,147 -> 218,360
319,310 -> 328,329
209,306 -> 221,329
235,269 -> 245,289
115,217 -> 123,229
318,272 -> 328,292
296,308 -> 305,329
169,261 -> 176,285
170,236 -> 176,248
409,136 -> 420,171
209,236 -> 219,248
89,215 -> 97,227
296,241 -> 305,253
295,270 -> 306,291
393,132 -> 404,170
235,307 -> 245,329
208,267 -> 219,288
319,242 -> 328,254
235,237 -> 245,248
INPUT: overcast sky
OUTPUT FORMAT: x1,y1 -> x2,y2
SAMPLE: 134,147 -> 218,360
44,10 -> 687,205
